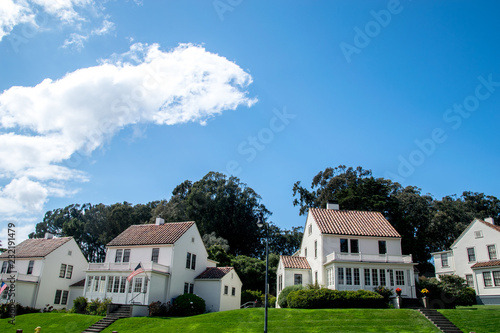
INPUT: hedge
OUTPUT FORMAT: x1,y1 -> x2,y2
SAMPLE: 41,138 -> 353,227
277,285 -> 304,308
287,288 -> 385,309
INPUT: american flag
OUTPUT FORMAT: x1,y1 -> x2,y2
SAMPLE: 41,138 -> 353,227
127,263 -> 145,282
0,282 -> 7,295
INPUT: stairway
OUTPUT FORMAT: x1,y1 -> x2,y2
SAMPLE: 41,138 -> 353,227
419,309 -> 463,333
82,305 -> 132,333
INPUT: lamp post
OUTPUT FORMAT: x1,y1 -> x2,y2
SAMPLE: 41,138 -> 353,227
257,214 -> 268,333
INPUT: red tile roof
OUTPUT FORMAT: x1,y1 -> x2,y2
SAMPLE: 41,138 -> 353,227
478,220 -> 500,233
195,267 -> 234,279
310,208 -> 400,238
471,260 -> 500,268
107,222 -> 195,246
280,255 -> 310,269
0,237 -> 72,259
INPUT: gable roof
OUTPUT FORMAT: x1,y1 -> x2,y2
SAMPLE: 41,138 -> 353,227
471,260 -> 500,269
309,208 -> 400,238
280,255 -> 311,269
450,218 -> 500,248
0,237 -> 72,259
107,222 -> 195,246
69,278 -> 86,287
195,267 -> 234,279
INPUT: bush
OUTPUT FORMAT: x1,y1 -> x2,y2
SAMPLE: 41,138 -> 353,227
97,298 -> 112,316
149,301 -> 171,317
72,296 -> 88,314
457,287 -> 477,306
286,288 -> 385,309
277,285 -> 304,308
373,286 -> 393,304
0,303 -> 40,319
241,290 -> 263,305
173,294 -> 206,316
417,275 -> 475,309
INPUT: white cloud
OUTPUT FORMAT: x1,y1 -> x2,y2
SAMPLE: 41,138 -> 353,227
0,43 -> 256,221
0,0 -> 35,41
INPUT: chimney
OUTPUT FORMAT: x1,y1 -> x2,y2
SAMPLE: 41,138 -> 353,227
155,217 -> 165,225
44,232 -> 54,239
326,200 -> 339,210
484,217 -> 494,224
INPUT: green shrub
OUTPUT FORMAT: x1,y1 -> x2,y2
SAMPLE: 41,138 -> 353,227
72,296 -> 88,314
277,285 -> 304,308
417,275 -> 474,309
173,294 -> 206,316
259,294 -> 276,308
96,298 -> 112,316
0,303 -> 40,318
456,287 -> 476,306
287,288 -> 385,309
149,301 -> 171,317
241,290 -> 263,305
373,286 -> 393,304
86,299 -> 101,315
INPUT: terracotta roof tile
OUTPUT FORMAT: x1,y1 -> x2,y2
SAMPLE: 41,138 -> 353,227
478,220 -> 500,233
107,222 -> 194,246
280,255 -> 310,269
471,260 -> 500,268
195,267 -> 233,279
310,208 -> 400,238
0,237 -> 72,259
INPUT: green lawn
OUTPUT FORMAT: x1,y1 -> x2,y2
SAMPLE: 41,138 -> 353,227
102,308 -> 440,333
0,312 -> 102,333
439,305 -> 500,333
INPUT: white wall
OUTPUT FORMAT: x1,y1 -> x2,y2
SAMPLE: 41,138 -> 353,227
105,245 -> 173,267
195,280 -> 221,312
219,270 -> 242,311
300,214 -> 323,285
432,250 -> 455,276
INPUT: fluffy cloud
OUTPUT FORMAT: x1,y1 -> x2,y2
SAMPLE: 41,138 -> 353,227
0,43 -> 256,219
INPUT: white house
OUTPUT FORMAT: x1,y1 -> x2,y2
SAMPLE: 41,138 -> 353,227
83,218 -> 242,313
276,202 -> 417,303
432,217 -> 500,305
0,235 -> 88,310
195,267 -> 242,312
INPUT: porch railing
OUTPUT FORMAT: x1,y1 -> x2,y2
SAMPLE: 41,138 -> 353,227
87,262 -> 170,274
324,252 -> 412,264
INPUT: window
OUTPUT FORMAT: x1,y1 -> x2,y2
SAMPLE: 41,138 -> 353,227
94,276 -> 100,292
314,240 -> 318,258
467,248 -> 476,262
120,277 -> 126,293
189,283 -> 194,294
191,254 -> 196,270
232,287 -> 236,296
380,270 -> 386,286
1,261 -> 8,273
326,268 -> 335,286
59,264 -> 67,278
279,274 -> 283,292
294,274 -> 302,285
107,277 -> 114,293
378,241 -> 387,254
113,276 -> 120,293
372,269 -> 378,286
493,271 -> 500,287
115,249 -> 123,263
364,269 -> 371,286
66,265 -> 73,279
488,245 -> 497,260
340,239 -> 348,253
350,239 -> 359,254
184,282 -> 189,294
224,285 -> 229,295
474,230 -> 483,238
308,224 -> 312,235
483,272 -> 493,287
54,290 -> 62,304
99,276 -> 106,293
61,291 -> 69,305
27,260 -> 34,275
396,270 -> 405,285
122,249 -> 130,263
128,278 -> 133,293
134,278 -> 143,293
353,268 -> 360,285
86,276 -> 93,292
151,248 -> 159,263
441,253 -> 449,267
338,267 -> 344,285
68,250 -> 72,256
304,248 -> 307,257
143,277 -> 148,292
346,268 -> 352,285
388,269 -> 394,286
186,252 -> 192,269
465,274 -> 474,287
315,271 -> 318,283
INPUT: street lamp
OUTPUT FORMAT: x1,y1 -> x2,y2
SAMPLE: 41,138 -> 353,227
257,214 -> 268,333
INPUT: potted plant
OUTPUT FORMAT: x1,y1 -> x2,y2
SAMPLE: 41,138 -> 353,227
421,288 -> 429,308
395,288 -> 402,297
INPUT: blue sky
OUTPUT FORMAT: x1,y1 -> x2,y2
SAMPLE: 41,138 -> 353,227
1,0 -> 500,245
